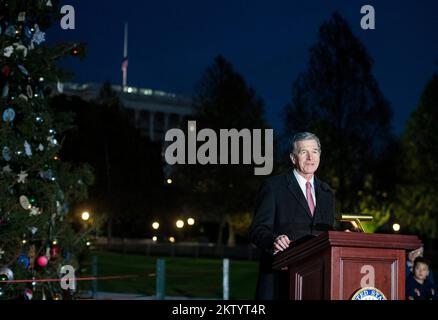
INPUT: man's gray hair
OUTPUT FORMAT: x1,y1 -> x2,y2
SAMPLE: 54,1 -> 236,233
289,132 -> 321,155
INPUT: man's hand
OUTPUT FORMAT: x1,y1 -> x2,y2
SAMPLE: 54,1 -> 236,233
273,234 -> 291,254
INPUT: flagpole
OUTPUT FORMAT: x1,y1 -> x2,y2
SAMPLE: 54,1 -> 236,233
122,22 -> 128,89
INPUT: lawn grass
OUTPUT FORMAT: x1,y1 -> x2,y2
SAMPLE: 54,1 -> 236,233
77,251 -> 258,299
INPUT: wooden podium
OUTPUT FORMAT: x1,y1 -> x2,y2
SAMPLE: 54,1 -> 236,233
272,231 -> 422,300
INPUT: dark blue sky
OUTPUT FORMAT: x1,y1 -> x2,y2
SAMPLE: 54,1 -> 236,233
50,0 -> 438,135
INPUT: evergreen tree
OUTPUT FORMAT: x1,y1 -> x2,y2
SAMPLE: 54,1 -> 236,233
55,83 -> 165,240
395,72 -> 438,237
173,55 -> 269,246
284,13 -> 393,216
0,1 -> 92,299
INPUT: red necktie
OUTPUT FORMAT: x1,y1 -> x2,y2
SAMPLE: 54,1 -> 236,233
306,181 -> 315,216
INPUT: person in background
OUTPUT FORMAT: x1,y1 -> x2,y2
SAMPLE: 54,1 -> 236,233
406,257 -> 437,300
406,246 -> 434,285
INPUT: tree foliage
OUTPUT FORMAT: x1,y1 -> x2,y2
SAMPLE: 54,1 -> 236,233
173,55 -> 268,245
55,83 -> 166,239
283,13 -> 393,226
0,0 -> 92,299
395,73 -> 438,237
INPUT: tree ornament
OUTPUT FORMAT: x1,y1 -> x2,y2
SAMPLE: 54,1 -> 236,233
17,171 -> 28,184
2,65 -> 11,77
3,165 -> 12,174
0,274 -> 8,286
46,0 -> 53,7
5,26 -> 15,37
42,286 -> 46,300
2,108 -> 15,122
2,82 -> 9,97
31,29 -> 45,45
17,255 -> 30,268
47,135 -> 58,147
71,46 -> 79,56
28,245 -> 36,269
2,146 -> 11,161
18,65 -> 29,76
24,288 -> 33,300
50,245 -> 60,259
37,256 -> 48,267
17,12 -> 26,22
45,246 -> 51,259
19,195 -> 31,210
40,169 -> 53,180
29,227 -> 38,235
24,141 -> 32,156
0,267 -> 14,281
29,206 -> 42,216
14,43 -> 28,58
26,85 -> 33,98
23,26 -> 32,39
3,46 -> 13,57
53,293 -> 62,300
57,80 -> 64,93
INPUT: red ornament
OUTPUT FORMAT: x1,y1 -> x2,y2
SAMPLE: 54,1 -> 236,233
71,47 -> 79,56
37,255 -> 48,267
50,245 -> 61,259
24,288 -> 33,300
2,65 -> 11,77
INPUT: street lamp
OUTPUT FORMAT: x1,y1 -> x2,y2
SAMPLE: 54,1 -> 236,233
152,222 -> 160,230
166,178 -> 173,184
176,220 -> 184,228
187,218 -> 195,226
81,211 -> 90,221
392,223 -> 401,232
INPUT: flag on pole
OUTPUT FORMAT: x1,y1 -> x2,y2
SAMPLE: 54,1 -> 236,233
121,57 -> 128,72
122,23 -> 128,88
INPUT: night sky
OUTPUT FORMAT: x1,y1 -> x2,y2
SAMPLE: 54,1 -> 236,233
49,0 -> 438,135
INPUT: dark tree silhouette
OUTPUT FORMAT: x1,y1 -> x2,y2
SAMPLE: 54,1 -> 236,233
55,84 -> 165,239
173,55 -> 269,246
284,13 -> 393,212
395,72 -> 438,237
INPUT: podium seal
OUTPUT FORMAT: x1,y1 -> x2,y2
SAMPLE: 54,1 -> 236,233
351,287 -> 387,300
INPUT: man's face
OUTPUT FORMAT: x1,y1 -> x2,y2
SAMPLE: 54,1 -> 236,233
290,139 -> 321,177
414,262 -> 430,281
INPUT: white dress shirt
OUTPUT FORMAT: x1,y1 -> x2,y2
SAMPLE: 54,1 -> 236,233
293,169 -> 316,206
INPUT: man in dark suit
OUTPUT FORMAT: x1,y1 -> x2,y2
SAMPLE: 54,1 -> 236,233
249,132 -> 335,300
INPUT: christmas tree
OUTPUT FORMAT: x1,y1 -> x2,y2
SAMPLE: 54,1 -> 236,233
0,0 -> 92,300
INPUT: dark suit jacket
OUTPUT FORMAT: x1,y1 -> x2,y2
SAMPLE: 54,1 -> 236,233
249,169 -> 335,300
